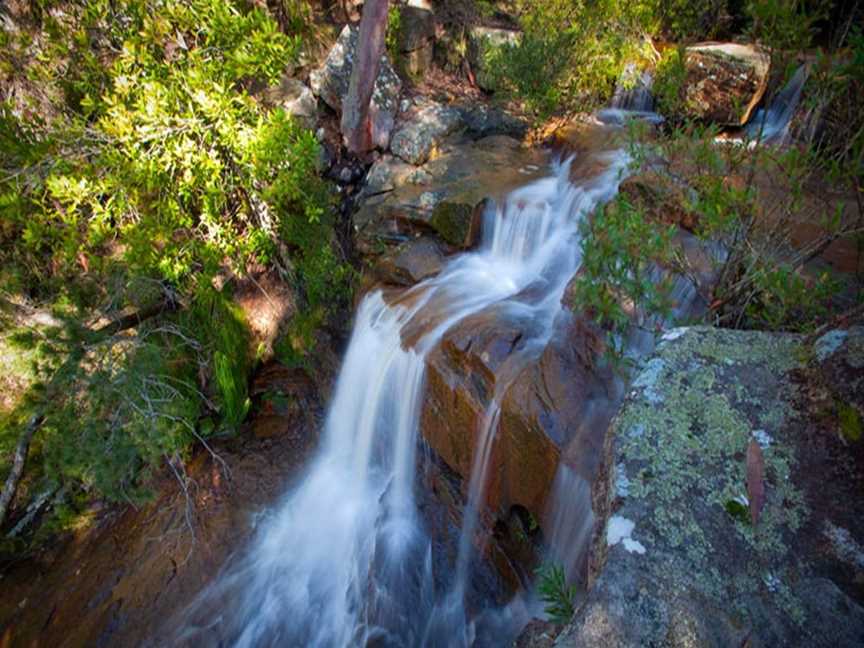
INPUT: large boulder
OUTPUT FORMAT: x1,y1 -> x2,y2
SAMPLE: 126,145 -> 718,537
390,102 -> 465,165
555,326 -> 864,647
420,307 -> 615,555
681,43 -> 770,125
309,25 -> 402,149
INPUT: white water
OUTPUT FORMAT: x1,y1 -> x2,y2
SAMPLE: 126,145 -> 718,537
597,68 -> 662,126
745,65 -> 808,145
172,143 -> 632,645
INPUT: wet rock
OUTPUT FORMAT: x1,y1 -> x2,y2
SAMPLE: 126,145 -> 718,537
309,25 -> 402,149
429,199 -> 484,248
681,43 -> 770,125
420,308 -> 614,552
354,135 -> 546,261
374,236 -> 451,286
390,103 -> 465,165
497,315 -> 613,518
249,363 -> 320,439
556,326 -> 864,647
514,619 -> 561,647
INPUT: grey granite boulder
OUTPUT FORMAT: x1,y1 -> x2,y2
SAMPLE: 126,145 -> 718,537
554,326 -> 864,648
266,76 -> 318,130
390,103 -> 465,165
309,25 -> 402,149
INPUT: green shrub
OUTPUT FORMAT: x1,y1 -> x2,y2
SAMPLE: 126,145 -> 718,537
185,286 -> 251,430
536,562 -> 578,625
38,326 -> 203,504
482,0 -> 658,116
571,195 -> 676,356
0,0 -> 351,510
653,46 -> 688,119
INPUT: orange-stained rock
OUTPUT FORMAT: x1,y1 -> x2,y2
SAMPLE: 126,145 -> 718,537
420,303 -> 615,543
681,43 -> 770,125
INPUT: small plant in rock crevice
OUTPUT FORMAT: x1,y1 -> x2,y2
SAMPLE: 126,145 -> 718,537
536,562 -> 578,625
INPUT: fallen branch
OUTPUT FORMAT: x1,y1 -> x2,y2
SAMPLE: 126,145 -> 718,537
0,414 -> 44,528
93,295 -> 178,337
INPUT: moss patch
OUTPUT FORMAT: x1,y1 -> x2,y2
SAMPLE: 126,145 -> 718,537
430,201 -> 474,247
838,403 -> 862,443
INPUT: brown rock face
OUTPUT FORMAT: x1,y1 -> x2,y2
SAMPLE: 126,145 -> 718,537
374,236 -> 453,286
682,43 -> 770,125
420,304 -> 615,543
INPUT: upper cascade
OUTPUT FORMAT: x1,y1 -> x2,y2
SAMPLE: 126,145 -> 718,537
171,134 -> 631,646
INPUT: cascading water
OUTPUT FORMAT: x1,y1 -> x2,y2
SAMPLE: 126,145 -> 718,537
745,65 -> 808,145
597,67 -> 663,126
172,112 -> 646,646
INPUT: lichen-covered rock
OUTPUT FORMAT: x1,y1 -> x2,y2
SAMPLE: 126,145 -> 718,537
309,25 -> 402,149
390,103 -> 465,165
555,326 -> 864,648
681,43 -> 770,125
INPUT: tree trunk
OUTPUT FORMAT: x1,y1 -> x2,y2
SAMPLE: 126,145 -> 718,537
0,415 -> 43,528
341,0 -> 390,155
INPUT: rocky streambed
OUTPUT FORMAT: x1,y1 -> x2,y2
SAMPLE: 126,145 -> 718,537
2,10 -> 863,646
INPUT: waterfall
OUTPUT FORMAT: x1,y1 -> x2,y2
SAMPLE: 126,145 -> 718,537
745,65 -> 808,146
172,135 -> 632,646
597,66 -> 663,126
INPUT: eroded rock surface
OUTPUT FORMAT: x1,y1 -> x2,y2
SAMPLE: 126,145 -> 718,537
421,308 -> 615,550
556,326 -> 864,647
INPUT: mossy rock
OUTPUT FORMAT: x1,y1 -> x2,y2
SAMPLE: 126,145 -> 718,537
429,200 -> 483,248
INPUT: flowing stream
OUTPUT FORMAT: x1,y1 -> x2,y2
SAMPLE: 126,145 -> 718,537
171,85 -> 680,645
169,64 -> 816,648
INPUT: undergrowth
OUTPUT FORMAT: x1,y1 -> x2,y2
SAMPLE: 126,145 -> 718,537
0,0 -> 351,531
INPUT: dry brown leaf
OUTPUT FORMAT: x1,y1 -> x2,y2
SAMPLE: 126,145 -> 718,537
746,439 -> 766,526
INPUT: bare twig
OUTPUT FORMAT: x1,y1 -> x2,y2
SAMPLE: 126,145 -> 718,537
0,415 -> 44,527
